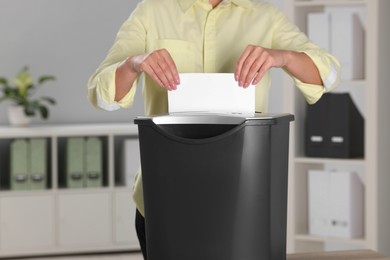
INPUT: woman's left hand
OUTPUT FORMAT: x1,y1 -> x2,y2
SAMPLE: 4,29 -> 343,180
234,45 -> 288,88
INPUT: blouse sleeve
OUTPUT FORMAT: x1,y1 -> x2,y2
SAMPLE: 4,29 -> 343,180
87,0 -> 149,110
271,5 -> 340,104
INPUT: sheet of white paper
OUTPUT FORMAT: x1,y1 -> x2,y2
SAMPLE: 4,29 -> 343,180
168,73 -> 255,114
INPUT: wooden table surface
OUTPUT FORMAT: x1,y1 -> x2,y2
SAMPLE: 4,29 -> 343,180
287,250 -> 390,260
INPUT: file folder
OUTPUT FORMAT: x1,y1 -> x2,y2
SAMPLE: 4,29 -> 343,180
306,93 -> 364,158
308,170 -> 331,236
308,170 -> 364,239
328,170 -> 364,238
305,95 -> 328,157
29,138 -> 47,190
328,93 -> 364,158
328,8 -> 364,80
0,156 -> 4,189
307,12 -> 330,51
10,139 -> 29,190
66,137 -> 85,188
85,137 -> 103,188
123,138 -> 141,188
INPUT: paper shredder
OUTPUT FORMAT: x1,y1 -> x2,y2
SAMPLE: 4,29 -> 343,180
134,113 -> 294,260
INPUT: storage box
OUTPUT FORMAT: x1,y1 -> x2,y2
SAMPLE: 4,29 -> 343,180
29,138 -> 48,190
10,139 -> 29,190
307,7 -> 365,80
308,170 -> 364,239
306,93 -> 364,158
327,7 -> 365,80
123,138 -> 141,188
85,137 -> 103,188
66,137 -> 85,188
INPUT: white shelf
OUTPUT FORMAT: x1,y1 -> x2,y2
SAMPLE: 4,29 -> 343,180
295,0 -> 367,7
295,234 -> 366,245
0,123 -> 138,138
56,187 -> 114,194
0,189 -> 55,197
337,80 -> 366,87
294,157 -> 366,165
0,123 -> 140,258
284,0 -> 390,256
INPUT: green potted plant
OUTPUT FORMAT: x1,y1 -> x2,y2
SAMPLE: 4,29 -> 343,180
0,66 -> 56,126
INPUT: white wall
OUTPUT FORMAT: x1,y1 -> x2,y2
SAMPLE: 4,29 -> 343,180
0,0 -> 285,125
0,0 -> 143,124
266,0 -> 286,113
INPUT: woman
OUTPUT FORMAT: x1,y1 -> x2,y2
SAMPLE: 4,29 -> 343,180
87,0 -> 340,258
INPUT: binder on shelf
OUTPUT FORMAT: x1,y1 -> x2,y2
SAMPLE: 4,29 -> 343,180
85,137 -> 103,188
123,138 -> 141,188
307,7 -> 365,80
307,12 -> 330,51
66,137 -> 85,188
308,169 -> 330,237
327,7 -> 365,80
308,170 -> 364,239
328,93 -> 364,158
305,94 -> 329,157
29,138 -> 47,190
10,139 -> 29,190
0,156 -> 4,190
306,93 -> 364,158
328,170 -> 364,238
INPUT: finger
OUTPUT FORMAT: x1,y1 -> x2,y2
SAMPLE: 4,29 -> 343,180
155,59 -> 175,90
158,52 -> 178,90
238,48 -> 262,87
243,57 -> 264,88
251,59 -> 273,86
147,51 -> 174,90
141,63 -> 165,87
141,56 -> 172,90
160,49 -> 180,86
243,51 -> 269,88
235,45 -> 254,85
148,50 -> 178,90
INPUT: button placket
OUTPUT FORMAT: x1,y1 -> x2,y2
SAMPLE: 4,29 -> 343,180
203,9 -> 217,73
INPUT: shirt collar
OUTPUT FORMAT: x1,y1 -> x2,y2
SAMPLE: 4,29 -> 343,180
178,0 -> 254,12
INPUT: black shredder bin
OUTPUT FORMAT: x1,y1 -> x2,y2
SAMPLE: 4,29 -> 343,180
134,113 -> 294,260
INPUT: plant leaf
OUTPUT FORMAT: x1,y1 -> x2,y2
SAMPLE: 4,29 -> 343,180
1,68 -> 56,110
13,67 -> 32,97
41,96 -> 56,105
3,88 -> 23,103
24,105 -> 36,117
39,105 -> 49,119
38,76 -> 56,85
0,77 -> 8,87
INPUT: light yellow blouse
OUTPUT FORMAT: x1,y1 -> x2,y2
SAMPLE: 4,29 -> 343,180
87,0 -> 340,215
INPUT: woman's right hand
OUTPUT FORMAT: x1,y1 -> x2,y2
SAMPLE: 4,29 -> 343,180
130,49 -> 180,91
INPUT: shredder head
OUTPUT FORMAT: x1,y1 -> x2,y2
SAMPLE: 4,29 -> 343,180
135,112 -> 294,125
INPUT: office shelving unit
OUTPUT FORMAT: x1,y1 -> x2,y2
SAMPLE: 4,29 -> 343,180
283,0 -> 390,256
0,124 -> 140,258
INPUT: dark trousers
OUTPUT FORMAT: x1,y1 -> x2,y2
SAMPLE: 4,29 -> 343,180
135,209 -> 147,260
